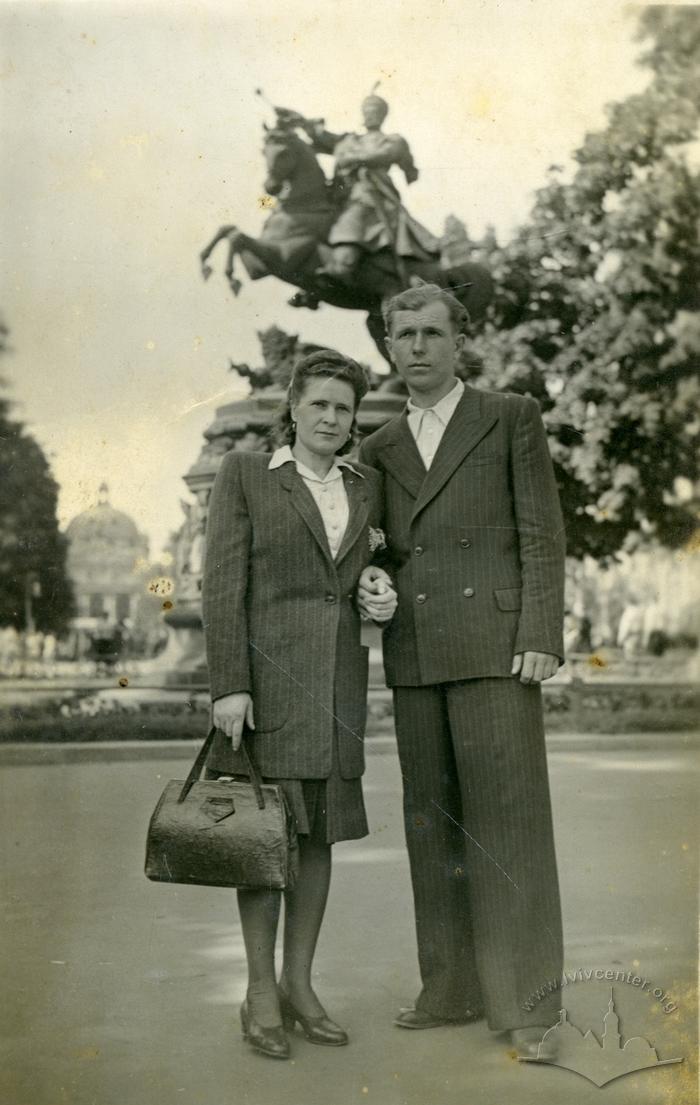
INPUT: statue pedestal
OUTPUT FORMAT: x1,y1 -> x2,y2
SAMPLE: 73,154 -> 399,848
154,598 -> 209,688
157,374 -> 404,691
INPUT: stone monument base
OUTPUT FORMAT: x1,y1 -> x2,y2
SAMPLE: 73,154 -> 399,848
150,598 -> 208,688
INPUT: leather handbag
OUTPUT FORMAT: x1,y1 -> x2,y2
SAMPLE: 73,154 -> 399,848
145,727 -> 299,890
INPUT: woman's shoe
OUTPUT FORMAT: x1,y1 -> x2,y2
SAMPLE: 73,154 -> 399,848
278,989 -> 349,1046
240,1000 -> 290,1059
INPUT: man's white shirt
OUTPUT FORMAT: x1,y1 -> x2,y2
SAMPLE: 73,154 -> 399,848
406,378 -> 464,470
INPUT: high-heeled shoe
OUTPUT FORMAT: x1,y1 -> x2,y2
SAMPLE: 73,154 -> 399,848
278,988 -> 349,1046
240,999 -> 290,1059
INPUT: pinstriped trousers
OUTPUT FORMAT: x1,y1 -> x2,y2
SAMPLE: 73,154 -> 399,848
393,678 -> 563,1030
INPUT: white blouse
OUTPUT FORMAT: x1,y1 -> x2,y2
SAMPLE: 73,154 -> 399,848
268,446 -> 364,559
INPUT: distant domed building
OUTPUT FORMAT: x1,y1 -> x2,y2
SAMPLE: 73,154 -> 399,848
66,483 -> 149,633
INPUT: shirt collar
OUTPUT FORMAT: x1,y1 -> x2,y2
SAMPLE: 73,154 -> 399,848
406,378 -> 464,425
268,444 -> 364,482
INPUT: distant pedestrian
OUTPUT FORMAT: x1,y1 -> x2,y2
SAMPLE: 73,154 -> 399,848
42,632 -> 57,678
91,614 -> 122,675
617,598 -> 644,660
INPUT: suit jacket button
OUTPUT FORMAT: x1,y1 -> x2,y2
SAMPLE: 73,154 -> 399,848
463,587 -> 475,598
460,538 -> 471,548
414,546 -> 424,556
416,593 -> 427,604
325,594 -> 337,604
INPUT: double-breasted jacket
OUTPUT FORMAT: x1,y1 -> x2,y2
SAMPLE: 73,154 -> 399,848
358,385 -> 566,686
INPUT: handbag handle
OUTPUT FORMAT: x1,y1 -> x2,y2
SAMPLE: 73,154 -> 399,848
177,727 -> 266,809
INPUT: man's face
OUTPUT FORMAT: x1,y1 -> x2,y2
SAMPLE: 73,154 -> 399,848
362,98 -> 387,129
385,301 -> 464,398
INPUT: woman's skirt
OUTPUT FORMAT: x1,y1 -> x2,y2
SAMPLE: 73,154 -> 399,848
277,771 -> 368,844
206,734 -> 368,845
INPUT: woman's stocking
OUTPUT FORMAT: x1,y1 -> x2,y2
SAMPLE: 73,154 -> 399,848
237,888 -> 282,1026
280,838 -> 332,1017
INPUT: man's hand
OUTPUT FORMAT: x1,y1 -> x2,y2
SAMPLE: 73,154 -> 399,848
511,651 -> 559,685
212,692 -> 255,750
358,566 -> 397,623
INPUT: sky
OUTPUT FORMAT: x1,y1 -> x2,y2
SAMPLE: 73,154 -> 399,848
1,0 -> 653,558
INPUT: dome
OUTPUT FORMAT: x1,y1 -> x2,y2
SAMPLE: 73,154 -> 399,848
66,483 -> 147,550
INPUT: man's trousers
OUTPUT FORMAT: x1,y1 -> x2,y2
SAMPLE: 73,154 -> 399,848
393,677 -> 563,1030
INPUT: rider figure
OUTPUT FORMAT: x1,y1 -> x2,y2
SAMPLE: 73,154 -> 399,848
278,95 -> 430,286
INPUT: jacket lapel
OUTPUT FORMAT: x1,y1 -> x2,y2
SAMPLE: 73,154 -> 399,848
276,463 -> 335,569
335,469 -> 369,567
377,412 -> 427,499
411,386 -> 498,522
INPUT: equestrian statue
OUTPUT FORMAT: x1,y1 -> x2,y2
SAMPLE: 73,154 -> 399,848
200,91 -> 493,358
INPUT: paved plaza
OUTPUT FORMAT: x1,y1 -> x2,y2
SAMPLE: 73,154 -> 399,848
1,731 -> 697,1105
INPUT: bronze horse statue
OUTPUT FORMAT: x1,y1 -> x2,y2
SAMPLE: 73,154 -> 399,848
200,124 -> 493,358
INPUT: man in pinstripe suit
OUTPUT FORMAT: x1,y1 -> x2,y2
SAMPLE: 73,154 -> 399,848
358,283 -> 564,1057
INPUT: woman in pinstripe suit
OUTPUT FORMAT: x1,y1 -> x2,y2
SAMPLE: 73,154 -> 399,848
202,351 -> 396,1060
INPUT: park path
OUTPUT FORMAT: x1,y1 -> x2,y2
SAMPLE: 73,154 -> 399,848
0,733 -> 696,1105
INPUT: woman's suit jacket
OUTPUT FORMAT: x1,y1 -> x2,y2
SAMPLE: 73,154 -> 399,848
202,450 -> 383,779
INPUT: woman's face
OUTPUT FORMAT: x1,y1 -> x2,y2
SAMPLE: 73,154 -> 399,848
291,376 -> 356,459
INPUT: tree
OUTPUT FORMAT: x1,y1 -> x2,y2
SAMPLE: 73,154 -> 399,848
0,320 -> 74,634
463,6 -> 700,560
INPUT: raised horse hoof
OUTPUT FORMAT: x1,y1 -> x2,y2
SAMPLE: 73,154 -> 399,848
227,276 -> 243,296
288,290 -> 321,310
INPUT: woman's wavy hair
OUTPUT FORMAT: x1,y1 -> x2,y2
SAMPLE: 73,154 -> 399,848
271,349 -> 370,455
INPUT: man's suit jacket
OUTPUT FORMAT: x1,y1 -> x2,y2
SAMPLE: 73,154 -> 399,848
202,451 -> 383,778
358,385 -> 565,687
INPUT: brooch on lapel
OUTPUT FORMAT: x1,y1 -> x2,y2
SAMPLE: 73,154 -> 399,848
368,526 -> 387,552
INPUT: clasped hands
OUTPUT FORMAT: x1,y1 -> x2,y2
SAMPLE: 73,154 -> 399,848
357,566 -> 398,623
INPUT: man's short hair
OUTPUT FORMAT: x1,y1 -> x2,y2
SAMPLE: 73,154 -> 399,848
382,283 -> 470,335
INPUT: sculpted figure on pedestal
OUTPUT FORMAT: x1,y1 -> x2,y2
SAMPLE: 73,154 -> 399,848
200,92 -> 493,359
276,93 -> 436,286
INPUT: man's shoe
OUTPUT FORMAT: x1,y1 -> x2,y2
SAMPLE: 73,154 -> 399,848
394,1007 -> 483,1030
510,1026 -> 557,1061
